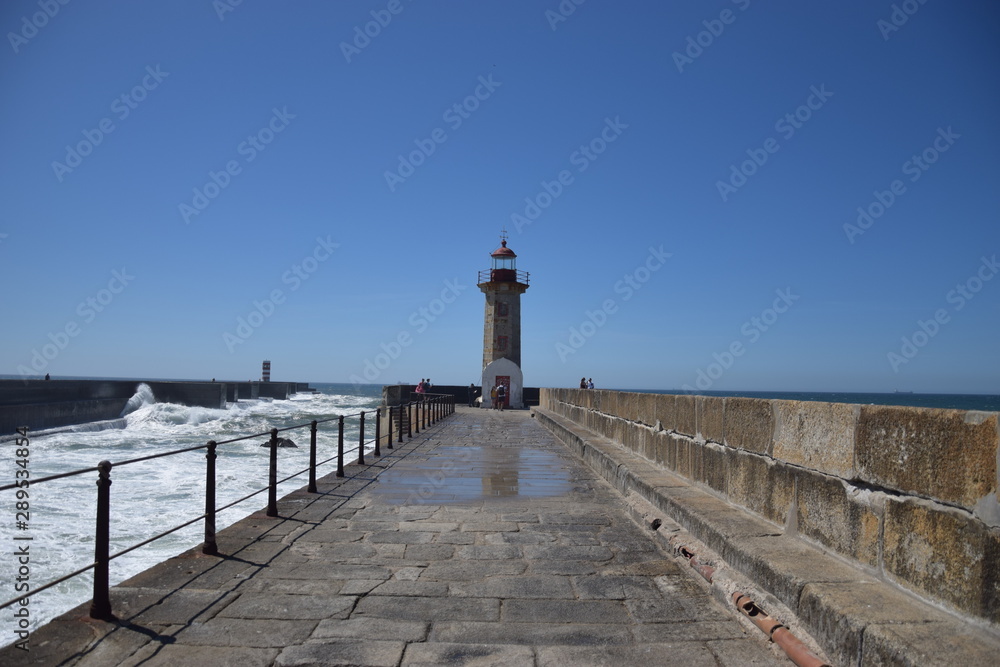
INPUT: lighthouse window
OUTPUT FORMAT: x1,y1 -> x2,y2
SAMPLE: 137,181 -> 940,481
494,255 -> 514,271
496,336 -> 508,351
496,302 -> 509,317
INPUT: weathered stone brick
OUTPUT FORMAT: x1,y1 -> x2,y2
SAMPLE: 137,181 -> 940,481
795,471 -> 879,568
675,395 -> 696,437
883,497 -> 1000,623
635,392 -> 656,427
608,415 -> 622,444
724,397 -> 774,455
701,442 -> 728,495
653,394 -> 675,431
856,407 -> 997,509
728,449 -> 794,526
773,400 -> 856,478
638,425 -> 656,462
606,392 -> 621,418
617,392 -> 638,422
696,396 -> 724,443
689,440 -> 704,484
652,430 -> 670,467
664,433 -> 682,471
674,436 -> 691,479
595,412 -> 613,440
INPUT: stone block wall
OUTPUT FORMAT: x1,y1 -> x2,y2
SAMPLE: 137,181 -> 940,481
539,388 -> 1000,625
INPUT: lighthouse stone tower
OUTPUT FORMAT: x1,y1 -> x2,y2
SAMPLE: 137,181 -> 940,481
478,234 -> 529,408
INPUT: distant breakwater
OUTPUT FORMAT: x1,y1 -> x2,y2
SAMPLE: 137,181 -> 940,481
0,379 -> 315,435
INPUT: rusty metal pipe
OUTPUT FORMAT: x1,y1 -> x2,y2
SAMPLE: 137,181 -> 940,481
732,593 -> 831,667
733,593 -> 784,636
676,544 -> 714,583
689,560 -> 715,583
773,627 -> 830,667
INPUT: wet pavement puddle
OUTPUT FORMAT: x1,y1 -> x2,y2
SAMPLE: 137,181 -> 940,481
373,445 -> 574,504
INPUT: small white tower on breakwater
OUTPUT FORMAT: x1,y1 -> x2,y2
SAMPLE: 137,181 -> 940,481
477,230 -> 529,408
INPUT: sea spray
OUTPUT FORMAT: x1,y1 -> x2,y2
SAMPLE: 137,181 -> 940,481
0,383 -> 380,641
119,382 -> 156,417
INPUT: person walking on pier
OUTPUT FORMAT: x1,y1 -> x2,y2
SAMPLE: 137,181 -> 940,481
468,383 -> 477,407
496,383 -> 506,411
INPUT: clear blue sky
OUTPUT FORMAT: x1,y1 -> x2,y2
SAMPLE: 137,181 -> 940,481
2,1 -> 997,393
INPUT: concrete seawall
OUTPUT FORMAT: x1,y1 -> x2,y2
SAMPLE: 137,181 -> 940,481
0,380 -> 312,435
381,383 -> 539,407
538,389 -> 1000,629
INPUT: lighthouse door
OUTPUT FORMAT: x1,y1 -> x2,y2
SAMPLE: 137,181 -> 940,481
496,376 -> 510,409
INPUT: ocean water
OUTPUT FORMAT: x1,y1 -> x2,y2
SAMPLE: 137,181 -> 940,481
0,383 -> 381,641
620,389 -> 1000,412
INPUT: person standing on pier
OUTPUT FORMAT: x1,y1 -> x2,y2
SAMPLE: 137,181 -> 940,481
496,383 -> 506,411
468,383 -> 477,407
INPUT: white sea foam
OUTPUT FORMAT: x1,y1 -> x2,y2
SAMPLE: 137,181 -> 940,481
119,382 -> 156,417
0,383 -> 380,641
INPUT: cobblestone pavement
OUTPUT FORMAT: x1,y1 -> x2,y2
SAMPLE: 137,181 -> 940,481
10,408 -> 784,666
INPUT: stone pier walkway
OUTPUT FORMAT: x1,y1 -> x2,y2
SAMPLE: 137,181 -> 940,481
9,408 -> 789,666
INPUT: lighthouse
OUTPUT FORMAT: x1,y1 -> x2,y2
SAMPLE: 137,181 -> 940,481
478,231 -> 529,409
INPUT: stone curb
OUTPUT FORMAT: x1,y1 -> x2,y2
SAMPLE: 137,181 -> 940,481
534,407 -> 1000,667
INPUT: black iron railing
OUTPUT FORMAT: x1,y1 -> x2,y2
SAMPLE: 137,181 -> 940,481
476,269 -> 530,285
0,394 -> 455,621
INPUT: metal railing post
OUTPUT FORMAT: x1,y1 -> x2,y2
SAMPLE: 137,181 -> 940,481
203,441 -> 218,555
414,401 -> 420,434
397,405 -> 403,444
374,408 -> 381,457
266,428 -> 278,517
407,402 -> 413,439
358,411 -> 366,465
387,406 -> 394,449
308,420 -> 318,493
89,460 -> 113,620
337,415 -> 345,477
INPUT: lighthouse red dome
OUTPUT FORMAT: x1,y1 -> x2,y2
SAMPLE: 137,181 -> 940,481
491,240 -> 517,258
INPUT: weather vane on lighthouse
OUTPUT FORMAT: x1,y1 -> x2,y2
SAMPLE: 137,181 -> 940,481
477,231 -> 529,409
